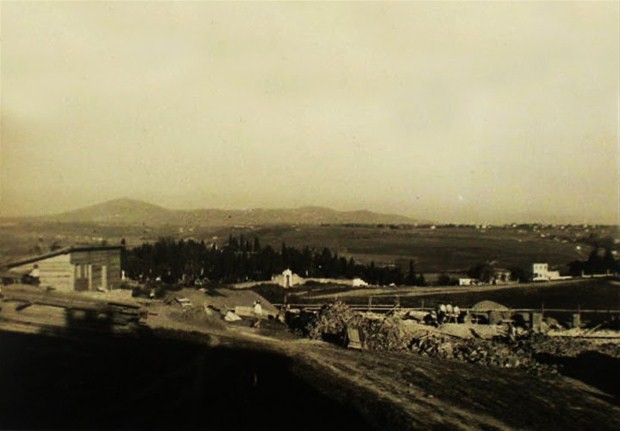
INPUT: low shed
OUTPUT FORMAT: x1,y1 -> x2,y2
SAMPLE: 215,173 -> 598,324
5,245 -> 123,292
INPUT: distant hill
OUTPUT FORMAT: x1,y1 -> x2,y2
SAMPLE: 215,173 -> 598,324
48,198 -> 174,224
30,198 -> 419,226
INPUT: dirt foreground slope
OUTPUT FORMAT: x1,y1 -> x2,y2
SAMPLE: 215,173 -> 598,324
145,299 -> 620,431
0,284 -> 617,430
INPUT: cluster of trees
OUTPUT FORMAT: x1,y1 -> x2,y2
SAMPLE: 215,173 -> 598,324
123,235 -> 425,286
568,246 -> 619,276
465,264 -> 532,284
460,245 -> 620,284
123,236 -> 619,288
432,264 -> 531,286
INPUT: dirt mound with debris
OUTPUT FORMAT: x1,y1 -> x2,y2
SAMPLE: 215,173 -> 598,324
470,300 -> 509,311
305,301 -> 364,342
437,322 -> 503,339
302,302 -> 620,376
166,287 -> 278,316
173,305 -> 228,331
408,335 -> 553,373
520,333 -> 620,359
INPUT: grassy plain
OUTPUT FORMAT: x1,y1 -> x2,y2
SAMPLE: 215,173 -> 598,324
235,225 -> 595,273
1,222 -> 615,275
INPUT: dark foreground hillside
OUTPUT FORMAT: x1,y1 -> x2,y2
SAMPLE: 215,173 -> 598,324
0,329 -> 375,430
0,325 -> 619,431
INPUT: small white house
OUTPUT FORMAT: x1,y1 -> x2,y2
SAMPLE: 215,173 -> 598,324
351,278 -> 369,287
271,269 -> 305,288
459,278 -> 478,286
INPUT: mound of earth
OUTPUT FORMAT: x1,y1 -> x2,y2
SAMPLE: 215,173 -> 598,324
470,300 -> 509,311
166,287 -> 279,316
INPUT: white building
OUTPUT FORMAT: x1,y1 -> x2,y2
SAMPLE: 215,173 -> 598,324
271,269 -> 305,288
270,271 -> 370,289
532,263 -> 561,281
532,263 -> 548,280
459,278 -> 478,286
351,277 -> 369,287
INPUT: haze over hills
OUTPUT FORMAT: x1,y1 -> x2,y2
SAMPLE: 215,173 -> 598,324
18,198 -> 420,226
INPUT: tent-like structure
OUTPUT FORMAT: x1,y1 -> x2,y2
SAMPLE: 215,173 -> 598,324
470,300 -> 511,324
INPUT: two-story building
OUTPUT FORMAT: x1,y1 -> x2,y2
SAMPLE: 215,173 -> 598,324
532,263 -> 561,281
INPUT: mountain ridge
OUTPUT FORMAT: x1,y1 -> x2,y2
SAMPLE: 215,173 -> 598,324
19,198 -> 421,226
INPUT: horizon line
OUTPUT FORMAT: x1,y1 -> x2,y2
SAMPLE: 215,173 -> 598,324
0,196 -> 617,227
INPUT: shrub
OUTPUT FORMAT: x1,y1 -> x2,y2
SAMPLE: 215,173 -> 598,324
358,317 -> 413,351
306,301 -> 363,342
304,302 -> 411,350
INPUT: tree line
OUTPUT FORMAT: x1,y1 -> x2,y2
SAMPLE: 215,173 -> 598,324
568,246 -> 619,276
123,237 -> 618,288
123,235 -> 426,286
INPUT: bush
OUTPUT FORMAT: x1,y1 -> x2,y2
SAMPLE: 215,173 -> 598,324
304,302 -> 411,350
306,301 -> 363,342
358,317 -> 413,351
285,311 -> 318,337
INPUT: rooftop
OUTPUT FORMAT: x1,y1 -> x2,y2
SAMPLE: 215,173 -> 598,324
3,245 -> 123,269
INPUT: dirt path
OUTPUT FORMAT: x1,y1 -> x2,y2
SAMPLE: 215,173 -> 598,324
308,278 -> 591,302
269,339 -> 620,430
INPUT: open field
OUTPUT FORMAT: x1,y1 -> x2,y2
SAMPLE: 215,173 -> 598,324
2,222 -> 616,274
0,222 -> 228,264
238,225 -> 605,272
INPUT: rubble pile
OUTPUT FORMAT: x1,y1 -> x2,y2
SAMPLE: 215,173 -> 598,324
303,302 -> 619,374
408,335 -> 553,374
306,301 -> 363,340
358,316 -> 414,351
512,333 -> 620,359
307,302 -> 420,350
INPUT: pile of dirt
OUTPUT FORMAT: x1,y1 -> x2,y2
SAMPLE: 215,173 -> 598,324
203,288 -> 279,316
357,316 -> 413,351
302,302 -> 412,350
175,305 -> 228,331
408,335 -> 553,373
470,300 -> 509,311
470,300 -> 511,323
306,301 -> 363,342
434,322 -> 502,339
165,287 -> 278,317
513,333 -> 620,359
303,302 -> 620,375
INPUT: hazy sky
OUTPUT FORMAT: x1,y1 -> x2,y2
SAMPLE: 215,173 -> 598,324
1,2 -> 618,223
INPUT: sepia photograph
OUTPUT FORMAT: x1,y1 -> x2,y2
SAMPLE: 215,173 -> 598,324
0,1 -> 619,429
